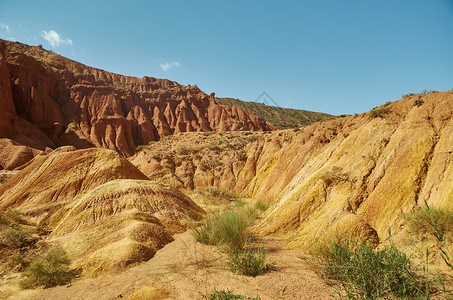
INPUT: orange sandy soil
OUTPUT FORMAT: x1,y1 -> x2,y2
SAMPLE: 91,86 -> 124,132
4,230 -> 336,300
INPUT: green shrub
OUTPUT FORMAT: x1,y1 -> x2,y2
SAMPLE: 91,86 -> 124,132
9,251 -> 27,271
318,239 -> 432,299
237,150 -> 247,162
254,201 -> 268,212
409,205 -> 453,238
204,186 -> 222,197
227,247 -> 275,277
20,247 -> 71,289
0,209 -> 26,225
210,145 -> 222,153
199,160 -> 209,172
3,226 -> 31,248
190,209 -> 253,250
369,107 -> 391,118
421,89 -> 434,95
202,289 -> 260,300
328,127 -> 337,136
190,214 -> 219,246
204,186 -> 238,199
234,198 -> 247,207
52,98 -> 66,105
402,93 -> 416,98
415,98 -> 424,107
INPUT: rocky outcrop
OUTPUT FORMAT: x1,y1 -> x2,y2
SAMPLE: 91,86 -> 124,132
0,39 -> 273,169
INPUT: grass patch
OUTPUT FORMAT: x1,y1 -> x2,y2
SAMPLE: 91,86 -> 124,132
317,239 -> 433,299
234,198 -> 247,207
227,247 -> 275,277
20,247 -> 71,289
202,289 -> 260,300
190,210 -> 254,250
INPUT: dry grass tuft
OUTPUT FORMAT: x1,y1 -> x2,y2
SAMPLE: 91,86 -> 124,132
181,241 -> 222,269
128,286 -> 173,300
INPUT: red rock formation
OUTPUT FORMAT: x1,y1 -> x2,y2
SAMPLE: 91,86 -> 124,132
0,42 -> 15,137
0,40 -> 274,167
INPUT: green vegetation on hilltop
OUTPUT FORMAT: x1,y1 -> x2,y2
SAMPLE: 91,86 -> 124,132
216,97 -> 332,129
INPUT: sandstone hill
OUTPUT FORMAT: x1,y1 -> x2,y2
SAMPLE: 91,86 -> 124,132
216,97 -> 333,129
0,147 -> 204,277
131,91 -> 453,266
0,39 -> 273,170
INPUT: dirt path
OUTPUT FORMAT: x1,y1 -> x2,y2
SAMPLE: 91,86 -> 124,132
9,230 -> 335,300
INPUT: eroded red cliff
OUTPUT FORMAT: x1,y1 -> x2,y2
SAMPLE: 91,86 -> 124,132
0,40 -> 273,169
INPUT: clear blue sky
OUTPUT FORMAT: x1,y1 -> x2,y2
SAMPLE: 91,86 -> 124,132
1,0 -> 452,115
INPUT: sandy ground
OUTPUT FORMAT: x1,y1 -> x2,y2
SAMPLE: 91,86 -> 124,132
4,230 -> 335,300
